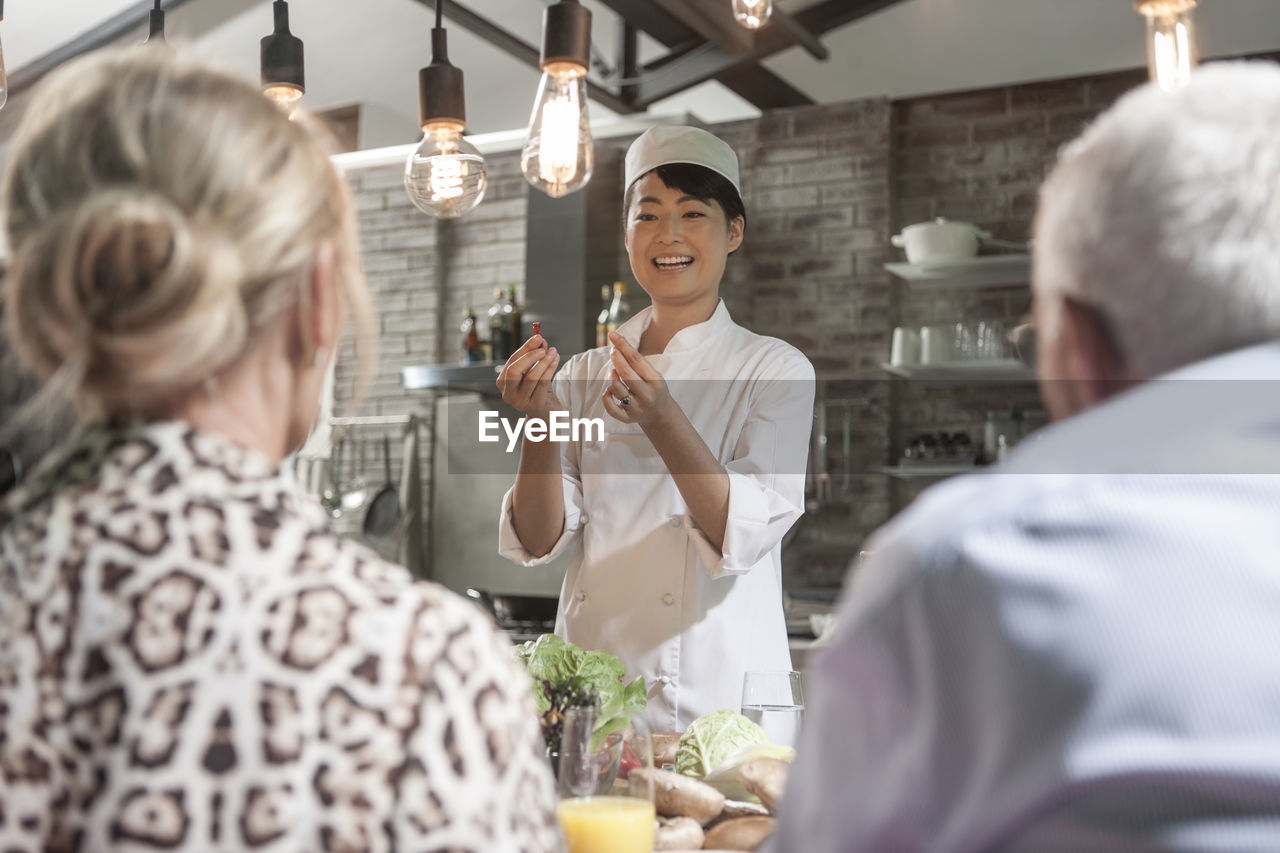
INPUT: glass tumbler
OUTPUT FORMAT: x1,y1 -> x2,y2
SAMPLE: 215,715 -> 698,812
741,670 -> 806,748
556,706 -> 655,853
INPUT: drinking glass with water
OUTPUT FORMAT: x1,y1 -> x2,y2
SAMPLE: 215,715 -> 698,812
741,670 -> 805,748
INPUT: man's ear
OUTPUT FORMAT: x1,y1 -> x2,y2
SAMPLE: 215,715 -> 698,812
1059,295 -> 1136,408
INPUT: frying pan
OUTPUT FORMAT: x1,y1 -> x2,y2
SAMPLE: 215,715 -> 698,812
363,435 -> 401,538
466,588 -> 558,626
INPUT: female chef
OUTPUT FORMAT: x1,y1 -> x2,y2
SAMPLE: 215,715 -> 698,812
497,126 -> 815,732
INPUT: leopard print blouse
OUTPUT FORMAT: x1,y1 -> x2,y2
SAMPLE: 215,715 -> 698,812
0,421 -> 561,852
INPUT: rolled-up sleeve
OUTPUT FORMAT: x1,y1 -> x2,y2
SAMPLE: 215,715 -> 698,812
688,352 -> 815,579
497,475 -> 584,566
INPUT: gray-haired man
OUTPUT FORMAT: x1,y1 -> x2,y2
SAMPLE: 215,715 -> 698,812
774,62 -> 1280,852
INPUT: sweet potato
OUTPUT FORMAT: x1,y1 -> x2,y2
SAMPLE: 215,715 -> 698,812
737,757 -> 789,813
629,767 -> 725,825
703,816 -> 776,850
653,815 -> 703,850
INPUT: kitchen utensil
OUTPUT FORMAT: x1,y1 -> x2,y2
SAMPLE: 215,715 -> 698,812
890,326 -> 920,366
841,408 -> 853,499
339,434 -> 369,512
980,235 -> 1031,253
363,435 -> 401,539
891,218 -> 991,265
977,319 -> 1009,360
920,324 -> 955,364
466,589 -> 559,628
320,437 -> 344,518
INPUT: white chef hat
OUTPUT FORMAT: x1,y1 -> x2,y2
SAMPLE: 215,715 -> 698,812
624,125 -> 742,199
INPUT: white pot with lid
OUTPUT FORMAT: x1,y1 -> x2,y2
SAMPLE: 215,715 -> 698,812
891,218 -> 992,265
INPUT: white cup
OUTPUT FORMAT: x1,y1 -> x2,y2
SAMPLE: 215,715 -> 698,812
920,324 -> 954,364
890,327 -> 920,366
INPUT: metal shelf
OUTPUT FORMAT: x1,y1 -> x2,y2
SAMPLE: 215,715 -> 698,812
885,255 -> 1030,289
401,362 -> 502,393
879,360 -> 1034,381
880,464 -> 982,480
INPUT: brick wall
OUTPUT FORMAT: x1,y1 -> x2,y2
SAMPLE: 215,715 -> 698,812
319,67 -> 1169,591
884,67 -> 1148,512
712,102 -> 896,588
0,64 -> 1162,590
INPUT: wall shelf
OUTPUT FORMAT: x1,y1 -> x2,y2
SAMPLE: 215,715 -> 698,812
879,360 -> 1034,381
401,362 -> 502,393
880,464 -> 982,480
885,255 -> 1030,290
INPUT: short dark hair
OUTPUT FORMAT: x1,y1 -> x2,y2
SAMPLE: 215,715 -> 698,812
624,162 -> 746,228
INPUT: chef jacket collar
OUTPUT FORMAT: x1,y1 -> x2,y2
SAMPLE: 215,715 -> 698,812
612,299 -> 732,356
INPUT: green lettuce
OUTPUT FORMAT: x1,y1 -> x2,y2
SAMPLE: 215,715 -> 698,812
674,710 -> 772,778
516,634 -> 647,752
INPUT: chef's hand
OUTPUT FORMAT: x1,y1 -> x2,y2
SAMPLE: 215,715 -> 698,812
497,335 -> 562,418
603,332 -> 674,427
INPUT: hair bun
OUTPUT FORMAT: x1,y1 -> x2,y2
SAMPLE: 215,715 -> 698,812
7,187 -> 250,409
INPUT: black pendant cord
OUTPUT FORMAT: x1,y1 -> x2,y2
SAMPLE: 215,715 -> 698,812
419,0 -> 466,127
147,0 -> 166,42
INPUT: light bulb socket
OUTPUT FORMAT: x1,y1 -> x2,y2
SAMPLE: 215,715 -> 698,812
261,0 -> 305,94
147,8 -> 166,42
1135,0 -> 1197,15
419,27 -> 467,129
541,0 -> 591,73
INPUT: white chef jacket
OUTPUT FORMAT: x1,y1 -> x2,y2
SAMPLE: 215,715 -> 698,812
499,301 -> 815,731
772,342 -> 1280,852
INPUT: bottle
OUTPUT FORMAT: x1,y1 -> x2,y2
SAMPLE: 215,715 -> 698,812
487,288 -> 509,362
606,281 -> 631,337
460,305 -> 481,363
504,284 -> 523,347
595,284 -> 612,348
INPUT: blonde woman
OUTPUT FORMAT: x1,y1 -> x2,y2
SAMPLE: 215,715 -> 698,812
0,48 -> 558,851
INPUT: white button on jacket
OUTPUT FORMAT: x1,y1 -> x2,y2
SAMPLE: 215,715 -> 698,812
499,302 -> 815,731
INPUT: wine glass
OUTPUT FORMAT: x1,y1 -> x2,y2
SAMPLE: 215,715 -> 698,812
556,705 -> 655,853
741,670 -> 805,748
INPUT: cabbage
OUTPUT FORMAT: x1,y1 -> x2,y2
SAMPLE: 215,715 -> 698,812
516,634 -> 647,753
674,710 -> 772,778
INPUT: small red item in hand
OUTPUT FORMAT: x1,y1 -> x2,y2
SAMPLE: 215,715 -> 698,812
617,740 -> 641,779
532,321 -> 542,339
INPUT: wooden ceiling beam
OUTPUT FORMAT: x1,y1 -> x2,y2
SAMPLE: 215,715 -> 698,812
630,0 -> 910,108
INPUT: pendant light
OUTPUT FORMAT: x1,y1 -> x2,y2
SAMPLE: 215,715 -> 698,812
732,0 -> 773,30
260,0 -> 304,116
0,0 -> 9,112
521,0 -> 594,198
145,0 -> 167,44
404,0 -> 487,219
1135,0 -> 1199,91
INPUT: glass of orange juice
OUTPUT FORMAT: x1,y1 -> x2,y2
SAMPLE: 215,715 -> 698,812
556,705 -> 655,853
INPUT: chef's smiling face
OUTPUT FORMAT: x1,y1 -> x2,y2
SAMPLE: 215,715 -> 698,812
624,172 -> 744,308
